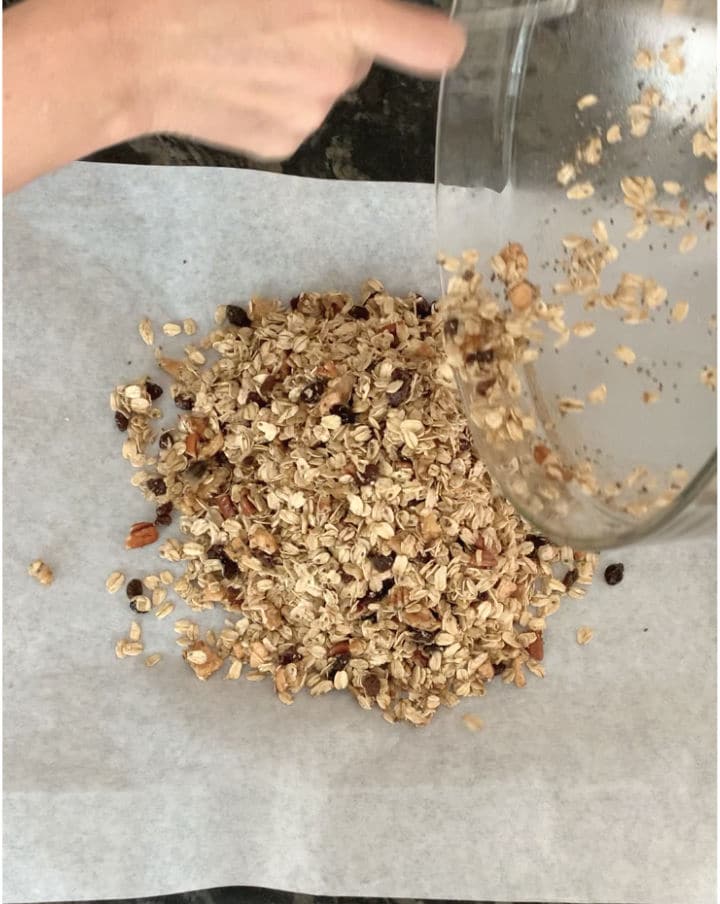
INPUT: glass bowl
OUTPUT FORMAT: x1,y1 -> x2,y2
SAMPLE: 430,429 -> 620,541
435,0 -> 717,549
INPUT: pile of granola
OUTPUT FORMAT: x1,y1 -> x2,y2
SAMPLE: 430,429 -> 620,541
111,287 -> 596,725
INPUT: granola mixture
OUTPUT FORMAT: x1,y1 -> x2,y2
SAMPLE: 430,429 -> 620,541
111,288 -> 597,725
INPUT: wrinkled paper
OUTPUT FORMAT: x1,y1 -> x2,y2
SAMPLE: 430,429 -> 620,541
3,164 -> 716,903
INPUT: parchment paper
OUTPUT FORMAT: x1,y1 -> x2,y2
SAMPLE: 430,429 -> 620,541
3,163 -> 716,904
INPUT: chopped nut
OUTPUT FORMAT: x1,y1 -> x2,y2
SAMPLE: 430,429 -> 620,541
125,522 -> 159,549
183,641 -> 223,680
28,559 -> 53,586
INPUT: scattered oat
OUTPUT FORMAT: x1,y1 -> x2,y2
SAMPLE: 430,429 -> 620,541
705,172 -> 717,194
462,714 -> 484,732
145,653 -> 162,668
633,48 -> 654,70
182,318 -> 197,335
138,318 -> 154,346
576,94 -> 598,110
558,397 -> 585,413
556,162 -> 577,186
628,103 -> 653,138
678,233 -> 698,254
155,601 -> 175,620
572,321 -> 596,338
670,300 -> 689,322
129,621 -> 142,642
660,38 -> 685,75
567,181 -> 594,200
105,571 -> 125,594
615,345 -> 636,365
587,384 -> 607,405
700,366 -> 717,390
606,124 -> 622,144
28,559 -> 53,586
162,322 -> 182,337
576,627 -> 594,645
642,390 -> 660,404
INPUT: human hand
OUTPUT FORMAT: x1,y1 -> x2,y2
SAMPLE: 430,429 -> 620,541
122,0 -> 466,159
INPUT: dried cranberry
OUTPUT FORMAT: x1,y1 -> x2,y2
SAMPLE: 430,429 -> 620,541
349,305 -> 370,320
604,562 -> 625,585
159,431 -> 174,449
126,579 -> 143,599
330,404 -> 356,424
147,477 -> 166,496
226,304 -> 251,328
145,381 -> 163,400
300,378 -> 327,404
114,412 -> 129,432
174,394 -> 194,410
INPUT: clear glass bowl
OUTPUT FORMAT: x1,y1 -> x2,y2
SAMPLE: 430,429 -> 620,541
436,0 -> 717,549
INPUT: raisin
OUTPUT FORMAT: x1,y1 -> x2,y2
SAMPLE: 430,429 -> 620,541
387,368 -> 412,407
279,647 -> 302,666
415,297 -> 434,319
154,501 -> 173,526
246,391 -> 267,407
370,553 -> 394,572
147,477 -> 166,496
300,378 -> 327,404
145,381 -> 163,400
362,673 -> 381,697
126,578 -> 143,599
349,305 -> 369,320
174,394 -> 194,410
114,411 -> 129,432
289,295 -> 301,310
526,534 -> 548,554
444,317 -> 459,338
563,568 -> 579,589
379,577 -> 395,597
330,403 -> 356,424
226,304 -> 251,328
359,463 -> 380,484
466,348 -> 494,365
604,562 -> 624,585
328,653 -> 350,678
159,431 -> 174,449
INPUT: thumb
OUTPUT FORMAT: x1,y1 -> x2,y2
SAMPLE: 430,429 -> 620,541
348,0 -> 467,77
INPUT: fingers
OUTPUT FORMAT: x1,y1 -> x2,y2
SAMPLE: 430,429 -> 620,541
348,0 -> 466,77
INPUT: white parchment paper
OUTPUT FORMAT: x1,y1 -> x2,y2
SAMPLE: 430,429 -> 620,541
3,163 -> 716,904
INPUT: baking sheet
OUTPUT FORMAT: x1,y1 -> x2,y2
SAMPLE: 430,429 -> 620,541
3,163 -> 716,904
